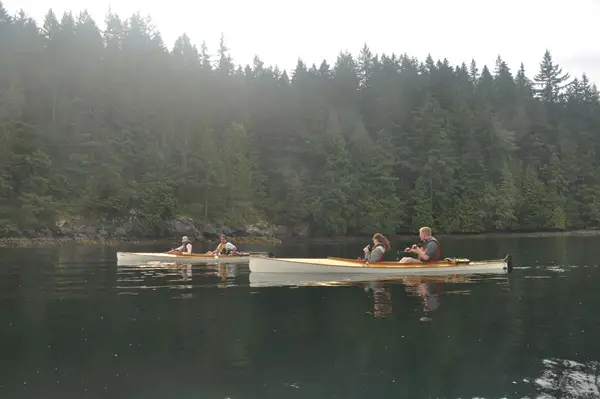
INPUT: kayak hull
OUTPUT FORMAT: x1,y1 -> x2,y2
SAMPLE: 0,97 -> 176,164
117,251 -> 254,265
249,255 -> 511,275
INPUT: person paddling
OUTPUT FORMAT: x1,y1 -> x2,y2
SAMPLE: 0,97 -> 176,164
399,227 -> 440,263
169,236 -> 192,255
362,233 -> 391,262
207,234 -> 238,255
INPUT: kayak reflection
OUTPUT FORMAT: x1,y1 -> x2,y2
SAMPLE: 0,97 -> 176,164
249,272 -> 487,320
364,275 -> 473,320
116,261 -> 244,294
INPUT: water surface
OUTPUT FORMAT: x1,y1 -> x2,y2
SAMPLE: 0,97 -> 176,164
0,236 -> 599,398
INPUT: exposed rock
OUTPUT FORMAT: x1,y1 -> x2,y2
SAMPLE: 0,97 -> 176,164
36,228 -> 55,238
241,221 -> 308,239
201,222 -> 233,238
243,220 -> 289,238
114,220 -> 140,238
290,223 -> 309,238
0,223 -> 26,239
6,213 -> 292,245
244,220 -> 275,236
271,223 -> 309,238
164,216 -> 202,240
56,217 -> 99,239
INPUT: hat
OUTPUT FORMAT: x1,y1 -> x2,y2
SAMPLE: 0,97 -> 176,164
182,236 -> 190,243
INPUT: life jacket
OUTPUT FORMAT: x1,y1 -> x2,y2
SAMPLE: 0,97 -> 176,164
423,237 -> 441,262
215,242 -> 233,255
371,243 -> 386,261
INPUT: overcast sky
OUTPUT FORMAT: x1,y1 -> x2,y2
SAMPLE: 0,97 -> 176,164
5,0 -> 600,85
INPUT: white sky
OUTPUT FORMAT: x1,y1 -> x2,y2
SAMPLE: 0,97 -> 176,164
5,0 -> 600,85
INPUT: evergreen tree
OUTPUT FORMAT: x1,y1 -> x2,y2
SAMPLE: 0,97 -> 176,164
534,50 -> 571,104
1,5 -> 600,237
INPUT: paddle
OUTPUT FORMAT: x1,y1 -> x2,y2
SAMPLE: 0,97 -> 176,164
240,251 -> 273,257
212,251 -> 272,257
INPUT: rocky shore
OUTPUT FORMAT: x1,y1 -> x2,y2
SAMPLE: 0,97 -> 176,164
0,216 -> 309,247
3,214 -> 600,248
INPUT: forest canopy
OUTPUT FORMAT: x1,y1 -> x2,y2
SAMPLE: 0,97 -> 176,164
1,3 -> 599,237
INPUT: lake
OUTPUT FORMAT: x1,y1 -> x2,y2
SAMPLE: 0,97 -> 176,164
0,235 -> 599,398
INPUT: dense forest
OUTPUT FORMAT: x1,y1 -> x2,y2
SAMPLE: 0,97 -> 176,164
1,4 -> 600,238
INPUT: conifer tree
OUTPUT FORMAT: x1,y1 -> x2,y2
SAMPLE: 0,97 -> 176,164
0,5 -> 599,237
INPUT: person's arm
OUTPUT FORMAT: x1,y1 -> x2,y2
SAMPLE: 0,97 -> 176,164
406,244 -> 427,261
363,244 -> 372,260
417,242 -> 438,261
406,244 -> 421,257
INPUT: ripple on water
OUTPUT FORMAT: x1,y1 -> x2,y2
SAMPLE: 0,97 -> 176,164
116,262 -> 246,295
1,243 -> 600,399
530,358 -> 600,398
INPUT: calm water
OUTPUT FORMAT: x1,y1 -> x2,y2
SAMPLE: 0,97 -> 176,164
0,236 -> 599,399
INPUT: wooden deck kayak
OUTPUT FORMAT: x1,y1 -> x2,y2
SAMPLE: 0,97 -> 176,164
249,255 -> 512,275
116,251 -> 269,265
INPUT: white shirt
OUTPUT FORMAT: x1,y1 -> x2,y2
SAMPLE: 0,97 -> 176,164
176,243 -> 192,254
224,242 -> 236,251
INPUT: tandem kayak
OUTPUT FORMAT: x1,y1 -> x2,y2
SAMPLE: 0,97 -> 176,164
117,251 -> 270,265
249,255 -> 512,275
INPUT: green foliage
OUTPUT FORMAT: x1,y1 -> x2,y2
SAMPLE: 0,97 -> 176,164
132,173 -> 178,235
0,5 -> 599,236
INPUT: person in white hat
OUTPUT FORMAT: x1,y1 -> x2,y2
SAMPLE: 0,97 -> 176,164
171,236 -> 192,254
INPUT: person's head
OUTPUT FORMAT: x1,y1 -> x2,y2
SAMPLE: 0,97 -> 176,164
182,236 -> 190,243
419,226 -> 432,241
219,234 -> 227,243
372,233 -> 391,251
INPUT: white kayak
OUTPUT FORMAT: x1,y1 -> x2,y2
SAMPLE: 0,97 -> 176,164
249,255 -> 512,275
117,251 -> 268,265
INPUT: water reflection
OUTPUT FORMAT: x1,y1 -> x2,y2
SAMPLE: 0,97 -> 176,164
2,237 -> 600,399
364,278 -> 445,320
363,281 -> 392,318
116,262 -> 245,296
217,264 -> 241,288
402,278 -> 441,321
404,275 -> 478,321
250,271 -> 500,321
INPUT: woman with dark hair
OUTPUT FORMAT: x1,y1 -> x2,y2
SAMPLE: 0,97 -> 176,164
362,233 -> 391,262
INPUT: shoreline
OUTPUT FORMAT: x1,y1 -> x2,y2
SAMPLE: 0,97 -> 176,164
308,228 -> 600,243
0,235 -> 283,248
2,228 -> 600,248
